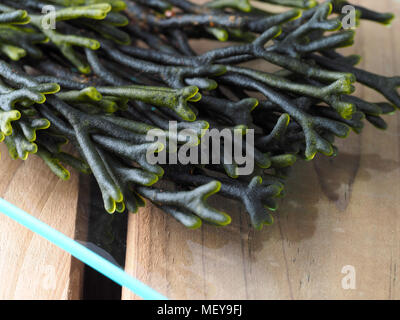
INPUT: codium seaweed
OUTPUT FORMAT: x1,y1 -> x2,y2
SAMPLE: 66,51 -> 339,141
0,0 -> 397,230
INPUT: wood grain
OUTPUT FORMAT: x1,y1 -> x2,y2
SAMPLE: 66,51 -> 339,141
122,0 -> 400,300
0,144 -> 84,299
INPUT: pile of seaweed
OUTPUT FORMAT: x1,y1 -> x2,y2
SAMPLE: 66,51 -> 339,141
0,0 -> 397,229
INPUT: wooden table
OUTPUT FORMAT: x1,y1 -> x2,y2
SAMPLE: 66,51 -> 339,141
0,0 -> 399,300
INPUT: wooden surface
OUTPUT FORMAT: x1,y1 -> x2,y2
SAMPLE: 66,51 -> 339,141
122,0 -> 400,300
0,144 -> 84,299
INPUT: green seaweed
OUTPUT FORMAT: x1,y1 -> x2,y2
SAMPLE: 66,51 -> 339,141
0,0 -> 397,229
